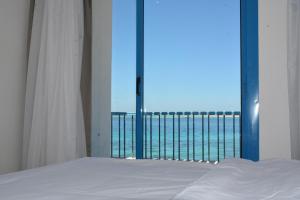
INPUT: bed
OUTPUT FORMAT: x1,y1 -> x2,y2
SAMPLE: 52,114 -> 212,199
0,158 -> 213,199
0,158 -> 299,200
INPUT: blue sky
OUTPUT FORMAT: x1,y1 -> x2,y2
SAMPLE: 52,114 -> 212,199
112,0 -> 240,112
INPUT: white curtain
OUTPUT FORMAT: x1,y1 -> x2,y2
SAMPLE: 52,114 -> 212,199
22,0 -> 86,169
288,0 -> 300,160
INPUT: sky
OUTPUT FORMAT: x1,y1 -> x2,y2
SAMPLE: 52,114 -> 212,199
112,0 -> 240,112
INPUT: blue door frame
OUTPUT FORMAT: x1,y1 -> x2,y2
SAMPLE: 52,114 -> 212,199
240,0 -> 259,161
135,0 -> 259,161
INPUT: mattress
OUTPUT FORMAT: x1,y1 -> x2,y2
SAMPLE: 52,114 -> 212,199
0,157 -> 213,200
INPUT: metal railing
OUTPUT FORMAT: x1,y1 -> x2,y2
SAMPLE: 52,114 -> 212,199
111,111 -> 241,162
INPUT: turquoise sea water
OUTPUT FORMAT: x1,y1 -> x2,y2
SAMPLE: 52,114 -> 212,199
112,115 -> 240,162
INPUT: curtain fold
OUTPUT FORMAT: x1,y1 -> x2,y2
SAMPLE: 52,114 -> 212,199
22,0 -> 86,169
81,0 -> 92,156
288,0 -> 300,160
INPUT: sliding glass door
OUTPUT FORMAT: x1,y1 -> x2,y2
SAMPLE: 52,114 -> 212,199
111,0 -> 136,158
111,0 -> 259,161
142,0 -> 241,162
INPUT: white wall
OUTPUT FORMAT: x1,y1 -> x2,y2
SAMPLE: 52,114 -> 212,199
259,0 -> 291,159
0,0 -> 287,167
0,0 -> 30,174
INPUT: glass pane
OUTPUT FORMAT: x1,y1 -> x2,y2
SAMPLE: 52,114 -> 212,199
111,0 -> 136,158
144,0 -> 241,161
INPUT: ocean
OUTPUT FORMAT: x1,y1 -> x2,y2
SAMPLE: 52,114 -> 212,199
111,114 -> 240,162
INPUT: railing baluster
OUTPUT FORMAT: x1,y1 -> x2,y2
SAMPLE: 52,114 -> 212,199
208,113 -> 210,161
178,114 -> 181,160
159,114 -> 161,159
200,112 -> 206,161
131,115 -> 134,157
237,112 -> 241,158
193,114 -> 195,161
177,112 -> 183,160
185,112 -> 191,161
123,113 -> 126,158
145,113 -> 147,159
154,112 -> 160,160
192,112 -> 198,161
225,112 -> 232,158
233,113 -> 236,158
169,112 -> 175,160
233,114 -> 235,158
217,112 -> 223,162
208,112 -> 216,162
150,113 -> 153,159
118,114 -> 121,158
223,114 -> 226,159
188,114 -> 190,161
111,114 -> 113,158
162,112 -> 167,160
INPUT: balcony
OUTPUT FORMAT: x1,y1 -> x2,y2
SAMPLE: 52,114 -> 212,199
111,111 -> 241,163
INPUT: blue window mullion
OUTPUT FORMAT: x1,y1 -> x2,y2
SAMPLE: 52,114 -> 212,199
136,0 -> 144,159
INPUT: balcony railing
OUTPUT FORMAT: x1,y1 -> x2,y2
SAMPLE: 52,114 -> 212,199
111,111 -> 241,163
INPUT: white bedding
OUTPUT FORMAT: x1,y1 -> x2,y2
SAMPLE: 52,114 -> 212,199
1,158 -> 300,200
174,159 -> 300,200
0,157 -> 213,200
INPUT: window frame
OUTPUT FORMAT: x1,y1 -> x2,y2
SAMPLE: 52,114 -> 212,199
135,0 -> 259,161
